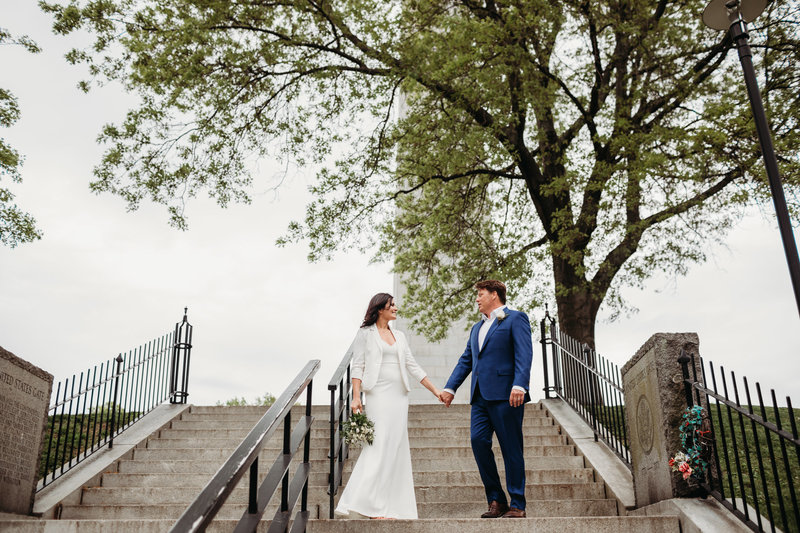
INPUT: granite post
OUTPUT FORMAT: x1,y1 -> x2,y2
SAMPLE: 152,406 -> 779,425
621,333 -> 706,507
0,346 -> 53,515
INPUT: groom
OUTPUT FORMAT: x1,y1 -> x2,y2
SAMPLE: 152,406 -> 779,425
440,280 -> 532,518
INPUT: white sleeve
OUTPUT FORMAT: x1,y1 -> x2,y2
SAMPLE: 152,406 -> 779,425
400,332 -> 427,383
349,329 -> 367,380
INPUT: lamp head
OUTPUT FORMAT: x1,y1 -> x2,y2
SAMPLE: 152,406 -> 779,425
702,0 -> 768,31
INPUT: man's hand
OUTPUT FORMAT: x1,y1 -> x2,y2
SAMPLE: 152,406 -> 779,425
439,391 -> 454,407
509,389 -> 525,408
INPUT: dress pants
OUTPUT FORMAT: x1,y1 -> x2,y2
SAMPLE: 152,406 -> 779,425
470,383 -> 526,510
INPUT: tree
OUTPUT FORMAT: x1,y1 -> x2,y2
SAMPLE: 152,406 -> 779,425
41,0 -> 800,347
216,392 -> 276,407
0,28 -> 42,247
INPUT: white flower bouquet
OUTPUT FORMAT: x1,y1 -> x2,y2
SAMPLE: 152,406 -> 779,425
342,411 -> 375,446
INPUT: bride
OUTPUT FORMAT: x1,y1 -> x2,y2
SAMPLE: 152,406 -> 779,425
334,293 -> 442,519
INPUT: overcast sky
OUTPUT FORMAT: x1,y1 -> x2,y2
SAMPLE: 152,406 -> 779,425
2,2 -> 798,407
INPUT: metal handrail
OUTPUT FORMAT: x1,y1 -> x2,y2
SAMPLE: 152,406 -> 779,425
171,359 -> 320,533
327,347 -> 354,518
540,311 -> 630,465
679,350 -> 800,533
39,310 -> 192,490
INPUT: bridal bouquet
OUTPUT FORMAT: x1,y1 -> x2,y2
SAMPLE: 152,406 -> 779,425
342,412 -> 375,446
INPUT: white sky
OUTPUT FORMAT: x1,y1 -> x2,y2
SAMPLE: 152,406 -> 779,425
2,2 -> 798,407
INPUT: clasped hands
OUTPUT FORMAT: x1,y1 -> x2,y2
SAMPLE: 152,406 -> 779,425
436,388 -> 524,408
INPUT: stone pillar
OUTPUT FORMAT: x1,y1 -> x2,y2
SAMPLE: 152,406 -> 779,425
621,333 -> 704,507
393,276 -> 472,405
0,346 -> 53,515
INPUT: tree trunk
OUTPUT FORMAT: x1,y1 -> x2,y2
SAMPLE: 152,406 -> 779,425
551,256 -> 605,406
551,255 -> 603,349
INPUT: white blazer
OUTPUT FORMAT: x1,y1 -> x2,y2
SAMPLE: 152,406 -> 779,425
348,324 -> 427,392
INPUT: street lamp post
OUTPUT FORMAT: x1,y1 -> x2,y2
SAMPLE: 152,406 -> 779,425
703,0 -> 800,319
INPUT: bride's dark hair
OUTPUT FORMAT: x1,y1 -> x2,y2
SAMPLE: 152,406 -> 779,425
361,293 -> 393,327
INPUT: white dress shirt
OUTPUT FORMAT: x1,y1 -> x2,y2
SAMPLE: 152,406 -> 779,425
478,305 -> 506,351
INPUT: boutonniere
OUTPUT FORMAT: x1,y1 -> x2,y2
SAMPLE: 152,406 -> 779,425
496,309 -> 507,322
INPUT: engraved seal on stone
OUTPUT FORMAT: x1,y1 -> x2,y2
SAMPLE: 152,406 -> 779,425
636,394 -> 654,453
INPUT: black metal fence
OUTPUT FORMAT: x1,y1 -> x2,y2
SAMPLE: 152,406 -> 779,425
38,309 -> 192,490
327,346 -> 354,518
540,311 -> 630,465
171,360 -> 320,533
679,349 -> 800,533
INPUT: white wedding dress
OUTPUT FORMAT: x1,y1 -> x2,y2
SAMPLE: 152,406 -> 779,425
334,339 -> 418,519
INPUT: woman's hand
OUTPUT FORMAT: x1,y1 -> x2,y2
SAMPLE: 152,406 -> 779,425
351,397 -> 363,414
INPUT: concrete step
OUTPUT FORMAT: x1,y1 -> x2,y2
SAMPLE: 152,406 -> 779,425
0,519 -> 268,532
186,404 -> 327,416
184,403 -> 548,417
58,502 -> 322,521
167,419 -> 561,434
153,428 -> 567,447
139,437 -> 576,461
127,449 -> 585,470
78,481 -> 605,506
414,498 -> 618,518
104,466 -> 596,488
140,437 -> 338,454
176,412 -> 552,425
351,444 -> 577,458
307,517 -> 680,533
179,409 -> 548,422
78,486 -> 316,507
0,516 -> 680,533
118,450 -> 586,474
408,468 -> 595,486
55,498 -> 618,522
413,482 -> 606,502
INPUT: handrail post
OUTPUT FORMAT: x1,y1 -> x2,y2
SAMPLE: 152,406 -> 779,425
282,410 -> 291,513
248,458 -> 258,514
678,348 -> 694,408
329,385 -> 336,519
541,313 -> 550,399
108,354 -> 124,449
170,308 -> 193,404
302,382 -> 312,513
549,316 -> 561,395
584,344 -> 599,441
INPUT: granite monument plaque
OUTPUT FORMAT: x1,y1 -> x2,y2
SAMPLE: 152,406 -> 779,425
0,346 -> 53,515
621,333 -> 706,507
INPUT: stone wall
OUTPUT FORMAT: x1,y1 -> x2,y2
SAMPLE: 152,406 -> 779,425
0,346 -> 53,515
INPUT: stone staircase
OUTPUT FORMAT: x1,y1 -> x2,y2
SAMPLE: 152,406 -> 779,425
0,402 -> 680,532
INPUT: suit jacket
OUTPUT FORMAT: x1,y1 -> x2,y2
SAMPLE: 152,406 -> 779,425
348,324 -> 427,392
445,308 -> 533,402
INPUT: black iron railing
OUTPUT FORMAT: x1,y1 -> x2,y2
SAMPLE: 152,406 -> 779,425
38,309 -> 192,490
327,346 -> 354,518
679,349 -> 800,533
540,311 -> 630,465
171,359 -> 320,533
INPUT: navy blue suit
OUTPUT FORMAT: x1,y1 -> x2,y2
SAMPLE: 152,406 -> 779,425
444,308 -> 532,510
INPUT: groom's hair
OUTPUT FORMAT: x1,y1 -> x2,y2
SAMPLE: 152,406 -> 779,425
475,280 -> 507,304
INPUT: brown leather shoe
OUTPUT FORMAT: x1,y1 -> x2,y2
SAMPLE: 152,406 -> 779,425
502,507 -> 527,518
480,501 -> 509,518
